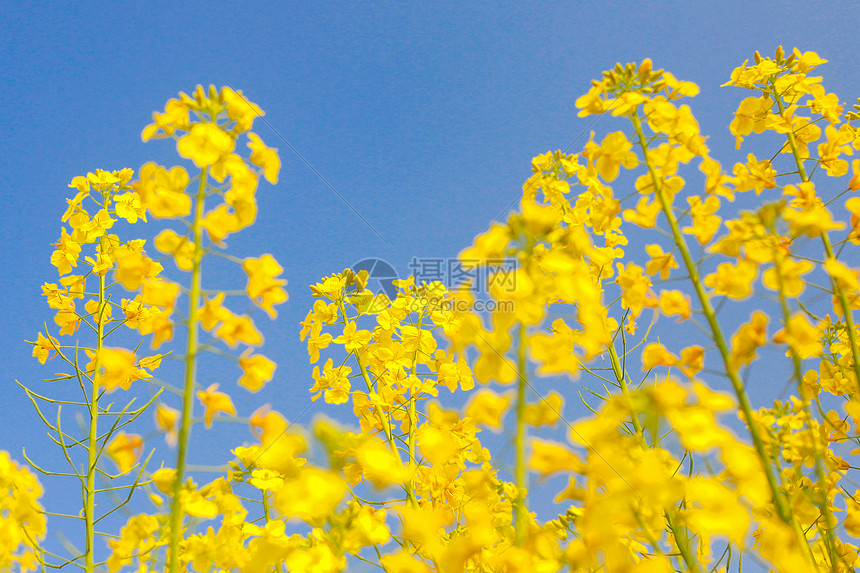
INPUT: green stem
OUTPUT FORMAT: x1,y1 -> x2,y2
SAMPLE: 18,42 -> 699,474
769,85 -> 854,571
168,165 -> 208,573
767,227 -> 839,572
630,114 -> 798,529
666,511 -> 702,573
769,83 -> 860,387
406,315 -> 422,507
338,300 -> 416,506
84,267 -> 106,573
514,320 -> 528,546
261,490 -> 285,573
608,342 -> 645,444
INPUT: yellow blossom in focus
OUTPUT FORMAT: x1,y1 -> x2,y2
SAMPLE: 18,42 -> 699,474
584,131 -> 639,182
32,332 -> 59,364
334,321 -> 373,352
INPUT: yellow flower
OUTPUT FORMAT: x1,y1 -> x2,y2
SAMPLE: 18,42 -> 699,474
825,257 -> 860,293
307,328 -> 334,364
80,209 -> 116,242
309,358 -> 351,404
732,153 -> 776,195
50,228 -> 81,275
703,258 -> 757,299
155,403 -> 180,446
113,191 -> 147,224
238,349 -> 277,392
523,391 -> 564,426
197,384 -> 237,427
275,467 -> 346,526
615,262 -> 652,318
133,163 -> 191,218
86,169 -> 121,191
678,345 -> 704,378
683,195 -> 722,245
84,299 -> 112,325
623,196 -> 662,228
642,343 -> 678,370
247,133 -> 281,184
730,311 -> 768,370
684,476 -> 750,543
176,122 -> 235,167
762,257 -> 813,297
772,314 -> 824,359
644,244 -> 678,280
464,389 -> 512,432
248,468 -> 284,491
658,290 -> 691,320
142,96 -> 191,141
584,131 -> 639,182
333,321 -> 373,352
0,451 -> 45,572
243,254 -> 288,318
816,123 -> 854,177
729,96 -> 770,149
106,432 -> 143,474
154,229 -> 195,271
221,86 -> 263,132
356,438 -> 411,487
529,439 -> 582,476
31,332 -> 59,364
113,243 -> 162,291
215,313 -> 263,347
784,202 -> 844,238
90,348 -> 150,392
54,307 -> 80,336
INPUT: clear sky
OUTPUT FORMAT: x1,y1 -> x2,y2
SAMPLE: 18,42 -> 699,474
2,0 -> 859,565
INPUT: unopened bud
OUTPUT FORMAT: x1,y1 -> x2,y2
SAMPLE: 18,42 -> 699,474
638,58 -> 652,82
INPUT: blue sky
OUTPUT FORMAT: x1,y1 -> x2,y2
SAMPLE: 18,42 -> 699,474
3,0 -> 859,565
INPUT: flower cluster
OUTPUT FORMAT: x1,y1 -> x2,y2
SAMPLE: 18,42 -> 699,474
13,49 -> 860,573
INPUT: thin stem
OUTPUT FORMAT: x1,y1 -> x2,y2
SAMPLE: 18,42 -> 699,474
168,164 -> 209,573
84,266 -> 106,573
769,85 -> 854,572
630,114 -> 802,538
769,83 -> 860,388
261,490 -> 285,573
514,320 -> 528,546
